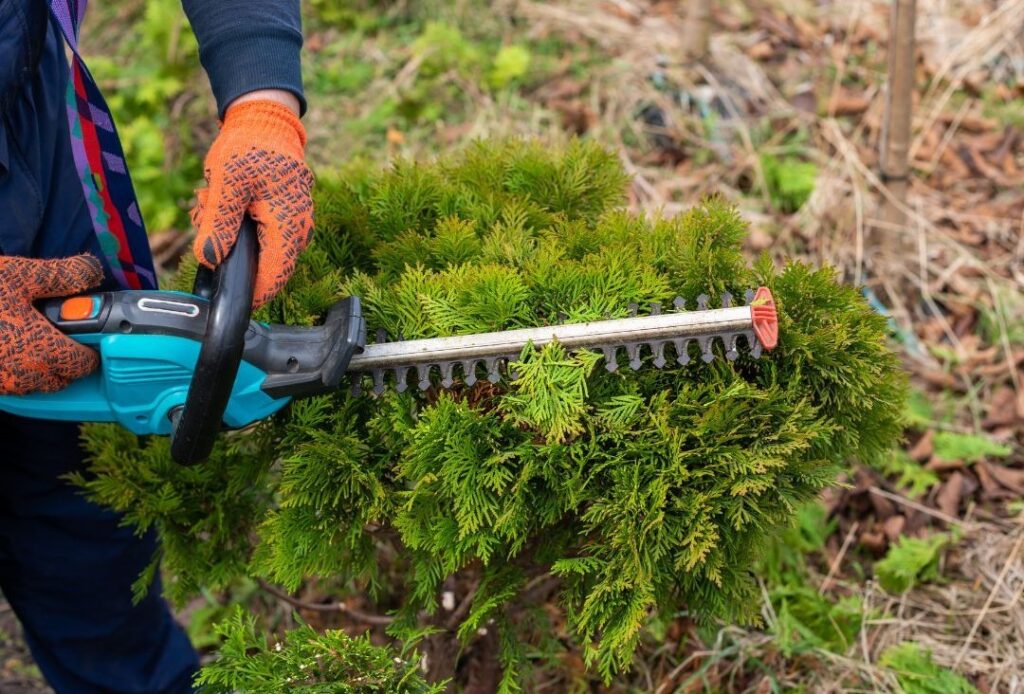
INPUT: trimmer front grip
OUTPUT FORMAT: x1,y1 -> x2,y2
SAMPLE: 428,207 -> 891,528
170,216 -> 258,466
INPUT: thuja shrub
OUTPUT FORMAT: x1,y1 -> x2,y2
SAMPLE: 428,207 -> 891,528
195,607 -> 442,693
78,140 -> 906,688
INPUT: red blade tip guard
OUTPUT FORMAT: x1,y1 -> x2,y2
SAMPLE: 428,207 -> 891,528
750,287 -> 778,351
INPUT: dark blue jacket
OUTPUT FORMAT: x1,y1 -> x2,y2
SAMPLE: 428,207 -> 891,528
0,0 -> 304,259
182,0 -> 306,117
0,3 -> 303,691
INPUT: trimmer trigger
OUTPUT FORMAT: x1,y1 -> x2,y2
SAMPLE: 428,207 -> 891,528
59,295 -> 103,321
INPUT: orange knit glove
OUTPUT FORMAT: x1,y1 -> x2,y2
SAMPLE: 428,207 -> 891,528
0,255 -> 104,395
191,100 -> 314,308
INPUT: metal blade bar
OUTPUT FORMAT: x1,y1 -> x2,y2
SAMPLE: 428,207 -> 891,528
348,305 -> 753,373
346,288 -> 778,395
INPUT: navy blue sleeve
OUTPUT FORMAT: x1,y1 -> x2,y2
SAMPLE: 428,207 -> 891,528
181,1 -> 306,118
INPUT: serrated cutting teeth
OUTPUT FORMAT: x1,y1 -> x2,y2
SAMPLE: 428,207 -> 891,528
626,343 -> 643,370
674,338 -> 691,365
440,362 -> 455,389
725,333 -> 740,361
602,346 -> 618,372
652,341 -> 667,368
345,287 -> 778,395
463,360 -> 478,387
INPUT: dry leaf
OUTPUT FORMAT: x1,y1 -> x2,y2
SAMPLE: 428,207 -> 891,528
939,146 -> 972,178
747,226 -> 774,251
599,1 -> 641,23
791,15 -> 817,43
974,461 -> 1013,500
757,10 -> 800,45
978,461 -> 1024,496
386,127 -> 405,145
860,528 -> 887,554
883,514 -> 906,542
747,41 -> 775,60
828,91 -> 871,117
909,430 -> 934,462
983,387 -> 1020,429
967,130 -> 1005,152
869,489 -> 897,519
939,111 -> 997,133
926,457 -> 965,472
914,126 -> 941,162
538,78 -> 584,103
936,471 -> 964,518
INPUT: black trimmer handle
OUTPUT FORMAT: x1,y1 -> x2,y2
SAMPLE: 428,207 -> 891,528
170,217 -> 258,465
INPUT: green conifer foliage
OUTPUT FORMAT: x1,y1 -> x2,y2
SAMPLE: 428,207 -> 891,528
194,607 -> 443,693
77,139 -> 906,686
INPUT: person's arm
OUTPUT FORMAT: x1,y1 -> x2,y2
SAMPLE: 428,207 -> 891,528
232,89 -> 301,116
181,0 -> 305,117
182,1 -> 314,309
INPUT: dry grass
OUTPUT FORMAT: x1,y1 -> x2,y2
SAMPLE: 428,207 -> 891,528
855,517 -> 1024,692
515,0 -> 1023,402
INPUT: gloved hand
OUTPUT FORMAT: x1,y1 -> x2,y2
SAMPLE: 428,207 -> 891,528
0,255 -> 104,395
191,99 -> 315,308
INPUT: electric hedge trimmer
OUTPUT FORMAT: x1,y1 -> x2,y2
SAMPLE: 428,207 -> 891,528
0,219 -> 778,465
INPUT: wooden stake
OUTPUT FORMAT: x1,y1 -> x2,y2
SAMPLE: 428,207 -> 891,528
683,0 -> 714,62
879,0 -> 917,236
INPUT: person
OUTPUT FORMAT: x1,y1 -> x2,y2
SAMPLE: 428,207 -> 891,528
0,1 -> 314,691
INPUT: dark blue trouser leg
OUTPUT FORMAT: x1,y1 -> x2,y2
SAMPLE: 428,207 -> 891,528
0,415 -> 199,694
0,3 -> 198,692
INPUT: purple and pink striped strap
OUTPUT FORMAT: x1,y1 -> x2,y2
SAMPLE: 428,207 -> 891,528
47,0 -> 157,290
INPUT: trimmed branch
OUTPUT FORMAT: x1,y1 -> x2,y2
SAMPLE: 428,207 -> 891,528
257,579 -> 395,625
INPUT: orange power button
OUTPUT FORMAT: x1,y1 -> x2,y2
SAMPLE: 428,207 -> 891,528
60,296 -> 100,321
